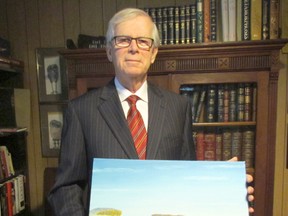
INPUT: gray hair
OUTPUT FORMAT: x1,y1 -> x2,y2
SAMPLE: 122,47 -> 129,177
106,8 -> 160,48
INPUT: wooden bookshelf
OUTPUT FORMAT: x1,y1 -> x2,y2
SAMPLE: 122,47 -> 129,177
59,39 -> 288,216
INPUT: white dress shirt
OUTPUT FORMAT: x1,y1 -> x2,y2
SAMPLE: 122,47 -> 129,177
114,77 -> 148,130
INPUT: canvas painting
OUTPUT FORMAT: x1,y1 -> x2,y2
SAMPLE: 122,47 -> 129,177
89,159 -> 249,216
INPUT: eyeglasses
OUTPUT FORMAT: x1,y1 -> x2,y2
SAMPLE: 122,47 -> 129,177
112,36 -> 154,50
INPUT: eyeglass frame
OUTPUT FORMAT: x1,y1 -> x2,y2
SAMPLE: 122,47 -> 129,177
111,35 -> 154,50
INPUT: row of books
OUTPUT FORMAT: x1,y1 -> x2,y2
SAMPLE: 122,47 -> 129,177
143,0 -> 279,45
0,175 -> 25,216
0,146 -> 14,180
195,128 -> 255,168
180,82 -> 257,123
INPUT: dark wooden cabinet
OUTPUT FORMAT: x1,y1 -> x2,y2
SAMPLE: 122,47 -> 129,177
60,39 -> 288,216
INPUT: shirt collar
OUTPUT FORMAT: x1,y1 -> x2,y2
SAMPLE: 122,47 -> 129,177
114,77 -> 148,103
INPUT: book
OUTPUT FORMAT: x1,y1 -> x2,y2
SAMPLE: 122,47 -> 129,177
174,6 -> 180,44
229,84 -> 237,121
155,8 -> 163,45
196,131 -> 205,160
179,6 -> 186,44
223,84 -> 230,122
242,0 -> 251,40
269,0 -> 279,39
252,83 -> 257,121
16,175 -> 25,212
215,129 -> 223,160
205,84 -> 217,122
244,83 -> 252,121
217,84 -> 224,122
162,7 -> 168,45
228,0 -> 237,41
221,0 -> 229,42
262,0 -> 270,39
250,0 -> 262,40
196,0 -> 204,43
210,0 -> 218,42
236,0 -> 243,41
242,128 -> 255,168
185,5 -> 191,43
237,83 -> 245,121
231,129 -> 242,160
194,86 -> 206,123
222,129 -> 232,160
191,3 -> 197,43
204,130 -> 216,160
203,0 -> 211,42
167,6 -> 175,44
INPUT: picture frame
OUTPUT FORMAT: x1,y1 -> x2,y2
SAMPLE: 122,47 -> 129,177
40,103 -> 67,157
36,48 -> 68,102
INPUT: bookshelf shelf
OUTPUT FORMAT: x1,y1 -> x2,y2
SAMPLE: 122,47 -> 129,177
59,39 -> 288,216
193,121 -> 257,127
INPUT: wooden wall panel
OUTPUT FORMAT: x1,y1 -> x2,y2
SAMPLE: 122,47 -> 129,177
79,0 -> 103,36
63,0 -> 81,46
102,0 -> 117,34
0,0 -> 8,38
24,0 -> 48,214
116,0 -> 137,10
38,0 -> 65,47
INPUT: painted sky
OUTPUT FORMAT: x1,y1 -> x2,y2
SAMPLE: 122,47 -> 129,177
89,159 -> 248,216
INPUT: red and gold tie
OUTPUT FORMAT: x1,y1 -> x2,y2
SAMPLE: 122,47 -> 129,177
127,95 -> 147,159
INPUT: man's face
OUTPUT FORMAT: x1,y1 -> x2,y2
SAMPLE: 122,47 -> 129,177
106,16 -> 158,84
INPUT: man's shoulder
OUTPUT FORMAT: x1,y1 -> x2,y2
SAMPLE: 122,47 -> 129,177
148,82 -> 187,101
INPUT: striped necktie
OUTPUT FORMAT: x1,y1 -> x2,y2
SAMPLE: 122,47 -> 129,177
127,95 -> 147,159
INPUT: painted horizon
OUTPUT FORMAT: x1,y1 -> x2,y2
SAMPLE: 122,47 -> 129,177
89,159 -> 249,216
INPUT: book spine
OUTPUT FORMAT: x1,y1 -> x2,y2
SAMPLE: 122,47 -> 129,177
242,0 -> 251,41
242,128 -> 255,168
237,83 -> 245,121
244,83 -> 252,121
221,0 -> 229,42
236,0 -> 243,41
215,129 -> 223,160
156,8 -> 163,45
162,7 -> 168,45
191,4 -> 197,43
196,131 -> 205,160
231,129 -> 242,160
223,84 -> 230,122
222,129 -> 232,160
195,87 -> 206,123
262,0 -> 270,40
174,6 -> 180,45
167,7 -> 175,44
229,84 -> 237,121
210,0 -> 217,42
179,6 -> 186,44
203,0 -> 211,42
269,0 -> 279,39
228,0 -> 237,41
196,0 -> 204,43
252,83 -> 257,121
217,84 -> 224,122
206,84 -> 217,122
204,130 -> 216,160
250,0 -> 262,40
17,175 -> 25,212
185,5 -> 191,44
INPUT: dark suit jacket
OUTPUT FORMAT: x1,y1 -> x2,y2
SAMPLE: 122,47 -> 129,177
48,80 -> 195,216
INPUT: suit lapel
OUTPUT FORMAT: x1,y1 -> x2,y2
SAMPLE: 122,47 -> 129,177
146,84 -> 166,159
98,83 -> 138,159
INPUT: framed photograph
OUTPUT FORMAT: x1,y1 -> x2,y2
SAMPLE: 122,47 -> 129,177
40,103 -> 67,157
36,48 -> 68,102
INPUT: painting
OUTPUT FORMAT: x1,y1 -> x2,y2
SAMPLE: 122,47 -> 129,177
89,159 -> 249,216
36,48 -> 68,102
40,103 -> 67,157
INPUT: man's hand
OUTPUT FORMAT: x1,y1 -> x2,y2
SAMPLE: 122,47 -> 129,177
229,157 -> 254,213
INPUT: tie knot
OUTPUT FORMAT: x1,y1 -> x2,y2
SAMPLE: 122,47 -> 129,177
127,95 -> 139,106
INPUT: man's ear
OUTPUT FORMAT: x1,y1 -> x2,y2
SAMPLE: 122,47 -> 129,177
150,47 -> 158,64
106,46 -> 113,62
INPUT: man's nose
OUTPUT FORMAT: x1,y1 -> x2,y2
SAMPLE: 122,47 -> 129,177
128,39 -> 139,51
